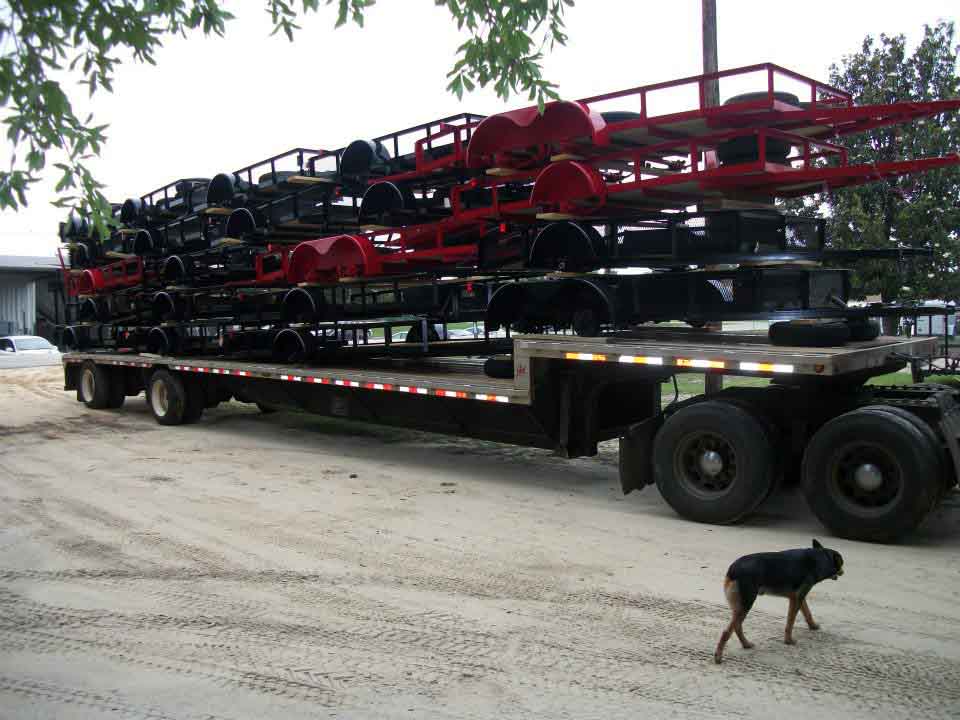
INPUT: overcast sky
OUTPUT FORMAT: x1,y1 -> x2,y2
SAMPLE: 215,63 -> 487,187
1,0 -> 958,257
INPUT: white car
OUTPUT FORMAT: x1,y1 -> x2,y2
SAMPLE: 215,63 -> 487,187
0,335 -> 62,366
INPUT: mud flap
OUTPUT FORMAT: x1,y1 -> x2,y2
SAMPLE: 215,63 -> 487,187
619,413 -> 664,494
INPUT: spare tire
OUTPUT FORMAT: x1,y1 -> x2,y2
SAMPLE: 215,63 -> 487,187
483,356 -> 514,379
717,92 -> 801,166
846,319 -> 881,342
769,320 -> 851,347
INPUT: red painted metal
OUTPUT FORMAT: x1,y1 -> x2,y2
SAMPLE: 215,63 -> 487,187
286,235 -> 383,283
466,101 -> 605,169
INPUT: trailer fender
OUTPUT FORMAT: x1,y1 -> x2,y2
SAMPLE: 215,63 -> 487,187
281,286 -> 326,323
619,414 -> 663,494
466,101 -> 605,169
287,235 -> 382,283
486,277 -> 615,334
530,160 -> 607,210
528,221 -> 604,271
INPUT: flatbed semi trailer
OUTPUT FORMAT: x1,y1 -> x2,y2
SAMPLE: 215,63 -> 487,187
63,329 -> 959,543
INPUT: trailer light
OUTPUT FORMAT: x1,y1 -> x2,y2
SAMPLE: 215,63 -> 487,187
739,362 -> 794,374
676,358 -> 725,369
618,355 -> 664,365
565,352 -> 608,362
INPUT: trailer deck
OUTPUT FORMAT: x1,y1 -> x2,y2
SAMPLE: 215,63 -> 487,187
64,330 -> 939,406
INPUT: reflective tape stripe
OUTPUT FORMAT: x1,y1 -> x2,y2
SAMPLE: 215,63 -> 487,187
618,355 -> 664,365
676,358 -> 725,369
740,361 -> 794,374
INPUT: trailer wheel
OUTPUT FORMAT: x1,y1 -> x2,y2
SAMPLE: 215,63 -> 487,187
106,371 -> 126,409
77,361 -> 113,409
181,376 -> 205,423
147,370 -> 189,426
861,404 -> 948,503
801,408 -> 940,542
653,401 -> 776,524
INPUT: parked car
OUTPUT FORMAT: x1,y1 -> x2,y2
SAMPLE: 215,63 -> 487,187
0,335 -> 62,363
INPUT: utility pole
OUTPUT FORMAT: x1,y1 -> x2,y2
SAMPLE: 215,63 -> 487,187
702,0 -> 723,395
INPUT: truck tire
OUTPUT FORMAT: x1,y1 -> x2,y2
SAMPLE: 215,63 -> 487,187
769,320 -> 851,347
801,407 -> 940,542
147,370 -> 189,426
847,319 -> 881,342
77,361 -> 112,409
181,376 -> 205,423
860,404 -> 948,504
106,370 -> 126,409
714,394 -> 784,505
653,400 -> 776,524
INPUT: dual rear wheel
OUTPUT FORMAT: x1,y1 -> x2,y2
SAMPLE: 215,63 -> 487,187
652,398 -> 945,542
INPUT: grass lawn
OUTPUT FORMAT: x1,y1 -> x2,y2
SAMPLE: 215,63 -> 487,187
662,370 -> 958,404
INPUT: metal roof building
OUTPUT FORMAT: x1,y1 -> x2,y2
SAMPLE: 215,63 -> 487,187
0,255 -> 62,337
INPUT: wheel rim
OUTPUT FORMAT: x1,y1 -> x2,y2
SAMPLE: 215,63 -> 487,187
81,369 -> 95,401
674,430 -> 738,499
151,380 -> 170,417
827,441 -> 903,517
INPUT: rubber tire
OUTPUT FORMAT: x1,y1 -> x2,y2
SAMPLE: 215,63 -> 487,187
106,370 -> 126,409
77,361 -> 112,409
769,320 -> 851,347
483,356 -> 514,379
801,408 -> 941,543
653,400 -> 776,524
715,395 -> 784,506
181,376 -> 205,424
147,370 -> 189,426
847,319 -> 881,342
861,404 -> 948,504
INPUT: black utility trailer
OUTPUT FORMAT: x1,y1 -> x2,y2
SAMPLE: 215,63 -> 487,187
63,329 -> 958,543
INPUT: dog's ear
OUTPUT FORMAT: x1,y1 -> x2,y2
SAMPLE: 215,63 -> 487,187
812,539 -> 823,549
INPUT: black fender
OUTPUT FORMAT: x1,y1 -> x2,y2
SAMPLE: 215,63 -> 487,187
272,328 -> 313,363
528,221 -> 604,271
281,286 -> 326,324
161,255 -> 189,284
146,326 -> 176,355
486,277 -> 616,332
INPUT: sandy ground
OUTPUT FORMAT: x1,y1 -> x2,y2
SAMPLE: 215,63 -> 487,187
1,365 -> 959,720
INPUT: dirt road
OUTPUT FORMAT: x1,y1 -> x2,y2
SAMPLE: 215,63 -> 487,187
1,366 -> 959,719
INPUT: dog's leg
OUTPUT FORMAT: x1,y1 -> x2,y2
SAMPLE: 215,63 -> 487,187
733,617 -> 753,650
784,594 -> 800,645
715,616 -> 737,664
716,577 -> 753,663
800,598 -> 819,631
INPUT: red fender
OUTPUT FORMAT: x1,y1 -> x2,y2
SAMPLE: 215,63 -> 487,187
531,161 -> 608,208
76,268 -> 103,295
287,235 -> 383,284
466,101 -> 605,169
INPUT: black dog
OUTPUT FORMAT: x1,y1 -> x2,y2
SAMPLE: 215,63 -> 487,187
714,539 -> 844,663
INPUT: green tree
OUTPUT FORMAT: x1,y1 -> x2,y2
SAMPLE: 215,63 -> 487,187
822,21 -> 960,302
0,0 -> 572,236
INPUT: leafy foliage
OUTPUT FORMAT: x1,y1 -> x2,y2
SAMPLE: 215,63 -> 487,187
0,0 -> 572,239
821,22 -> 960,301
